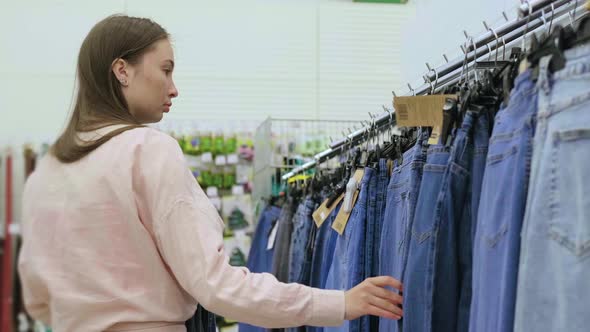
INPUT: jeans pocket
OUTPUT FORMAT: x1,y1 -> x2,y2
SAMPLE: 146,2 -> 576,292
547,128 -> 590,258
486,145 -> 518,166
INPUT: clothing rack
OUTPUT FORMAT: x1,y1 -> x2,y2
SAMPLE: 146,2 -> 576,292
282,0 -> 585,181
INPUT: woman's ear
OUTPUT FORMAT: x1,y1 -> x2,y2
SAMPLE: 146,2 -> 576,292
112,58 -> 130,87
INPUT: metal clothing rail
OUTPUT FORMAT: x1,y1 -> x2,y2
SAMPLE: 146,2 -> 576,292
282,0 -> 583,181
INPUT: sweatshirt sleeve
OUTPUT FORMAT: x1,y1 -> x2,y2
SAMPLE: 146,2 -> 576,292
133,129 -> 345,328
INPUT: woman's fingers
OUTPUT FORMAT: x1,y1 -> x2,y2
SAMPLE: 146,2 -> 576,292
366,304 -> 402,321
367,295 -> 404,316
367,282 -> 403,305
369,276 -> 403,291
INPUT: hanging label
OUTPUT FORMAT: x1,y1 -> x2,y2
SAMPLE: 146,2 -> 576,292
267,221 -> 279,250
428,126 -> 442,145
394,95 -> 456,127
332,190 -> 360,235
332,169 -> 364,235
313,193 -> 345,227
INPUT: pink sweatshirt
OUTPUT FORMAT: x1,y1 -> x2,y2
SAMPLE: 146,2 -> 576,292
17,127 -> 345,332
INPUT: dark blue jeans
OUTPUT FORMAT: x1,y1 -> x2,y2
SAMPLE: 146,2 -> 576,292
432,112 -> 476,332
310,202 -> 342,289
325,168 -> 374,332
374,158 -> 390,278
379,132 -> 428,332
307,202 -> 342,332
239,205 -> 282,332
469,69 -> 538,332
403,144 -> 450,332
288,197 -> 317,285
362,167 -> 379,332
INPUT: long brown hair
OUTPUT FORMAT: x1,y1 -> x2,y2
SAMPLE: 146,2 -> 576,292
52,15 -> 169,163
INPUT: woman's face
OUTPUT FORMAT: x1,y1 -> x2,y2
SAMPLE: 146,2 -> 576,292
117,39 -> 179,124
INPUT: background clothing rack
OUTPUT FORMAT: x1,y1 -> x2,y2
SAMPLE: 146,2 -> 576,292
281,0 -> 585,181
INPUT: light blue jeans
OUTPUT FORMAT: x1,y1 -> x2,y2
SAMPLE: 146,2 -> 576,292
515,46 -> 590,332
469,68 -> 538,332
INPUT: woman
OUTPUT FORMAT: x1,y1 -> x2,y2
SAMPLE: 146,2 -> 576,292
17,15 -> 403,332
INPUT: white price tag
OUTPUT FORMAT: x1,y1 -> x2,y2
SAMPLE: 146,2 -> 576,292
215,155 -> 227,166
201,152 -> 213,164
227,154 -> 239,165
267,222 -> 279,250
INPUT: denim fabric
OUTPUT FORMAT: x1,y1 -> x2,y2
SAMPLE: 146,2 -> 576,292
310,202 -> 341,289
432,112 -> 475,332
186,305 -> 216,332
515,46 -> 590,332
379,131 -> 428,332
272,197 -> 299,282
289,197 -> 318,285
374,158 -> 390,277
469,69 -> 538,332
239,206 -> 281,332
470,113 -> 491,242
321,217 -> 339,289
307,202 -> 342,332
362,168 -> 379,332
325,168 -> 374,332
402,144 -> 450,332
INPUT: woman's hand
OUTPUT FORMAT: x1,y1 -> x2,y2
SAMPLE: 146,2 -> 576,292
344,276 -> 403,321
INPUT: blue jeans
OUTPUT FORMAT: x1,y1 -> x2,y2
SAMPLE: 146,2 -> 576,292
469,69 -> 538,332
239,206 -> 282,332
307,202 -> 342,332
361,167 -> 379,332
432,112 -> 476,332
288,197 -> 317,285
402,144 -> 450,332
470,112 -> 491,242
515,47 -> 590,332
374,158 -> 390,277
325,168 -> 374,332
379,131 -> 428,332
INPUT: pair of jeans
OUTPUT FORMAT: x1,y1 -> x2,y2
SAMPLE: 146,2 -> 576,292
325,168 -> 374,332
470,112 -> 491,242
361,167 -> 379,332
239,205 -> 281,332
402,143 -> 450,332
379,131 -> 428,332
310,201 -> 342,289
287,197 -> 317,332
469,69 -> 538,332
374,158 -> 391,277
272,197 -> 299,283
307,202 -> 342,332
288,196 -> 317,285
185,305 -> 216,332
515,46 -> 590,332
431,112 -> 476,332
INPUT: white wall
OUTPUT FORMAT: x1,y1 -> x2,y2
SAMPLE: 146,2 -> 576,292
1,0 -> 520,148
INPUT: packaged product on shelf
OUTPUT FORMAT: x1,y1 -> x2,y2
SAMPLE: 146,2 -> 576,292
213,130 -> 225,156
221,188 -> 253,236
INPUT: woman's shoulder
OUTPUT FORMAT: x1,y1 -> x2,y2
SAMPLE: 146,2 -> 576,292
118,127 -> 181,151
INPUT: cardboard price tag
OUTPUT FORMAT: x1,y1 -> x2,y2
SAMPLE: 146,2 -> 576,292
393,95 -> 456,128
332,169 -> 364,235
332,191 -> 359,235
313,194 -> 345,228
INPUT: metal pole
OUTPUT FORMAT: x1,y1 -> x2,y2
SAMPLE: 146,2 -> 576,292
282,0 -> 584,181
